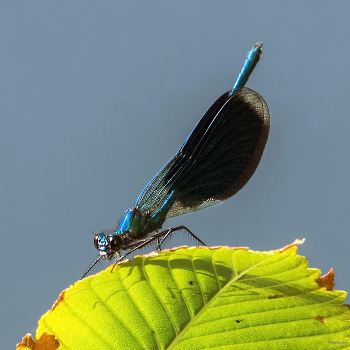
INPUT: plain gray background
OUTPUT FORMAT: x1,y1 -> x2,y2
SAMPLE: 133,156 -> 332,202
2,2 -> 350,348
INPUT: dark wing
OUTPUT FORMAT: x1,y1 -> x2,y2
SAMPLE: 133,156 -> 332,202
136,87 -> 270,218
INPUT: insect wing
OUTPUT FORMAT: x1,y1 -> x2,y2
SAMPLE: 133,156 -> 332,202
136,87 -> 269,218
166,87 -> 269,217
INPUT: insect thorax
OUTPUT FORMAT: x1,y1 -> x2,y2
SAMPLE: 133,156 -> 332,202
116,206 -> 165,239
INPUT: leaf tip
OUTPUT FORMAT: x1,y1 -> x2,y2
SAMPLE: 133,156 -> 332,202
51,288 -> 68,311
316,268 -> 335,291
276,238 -> 305,252
16,333 -> 59,350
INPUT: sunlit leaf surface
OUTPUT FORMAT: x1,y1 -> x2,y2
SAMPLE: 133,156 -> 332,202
18,244 -> 350,349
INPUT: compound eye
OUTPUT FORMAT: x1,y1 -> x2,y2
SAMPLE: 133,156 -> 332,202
109,234 -> 122,252
94,235 -> 100,249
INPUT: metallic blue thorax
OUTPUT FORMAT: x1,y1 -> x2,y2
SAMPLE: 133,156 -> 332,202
116,191 -> 176,238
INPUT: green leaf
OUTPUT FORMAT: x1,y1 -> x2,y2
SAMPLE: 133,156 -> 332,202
20,243 -> 350,349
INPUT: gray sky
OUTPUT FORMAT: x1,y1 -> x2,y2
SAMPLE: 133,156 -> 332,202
2,2 -> 350,348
